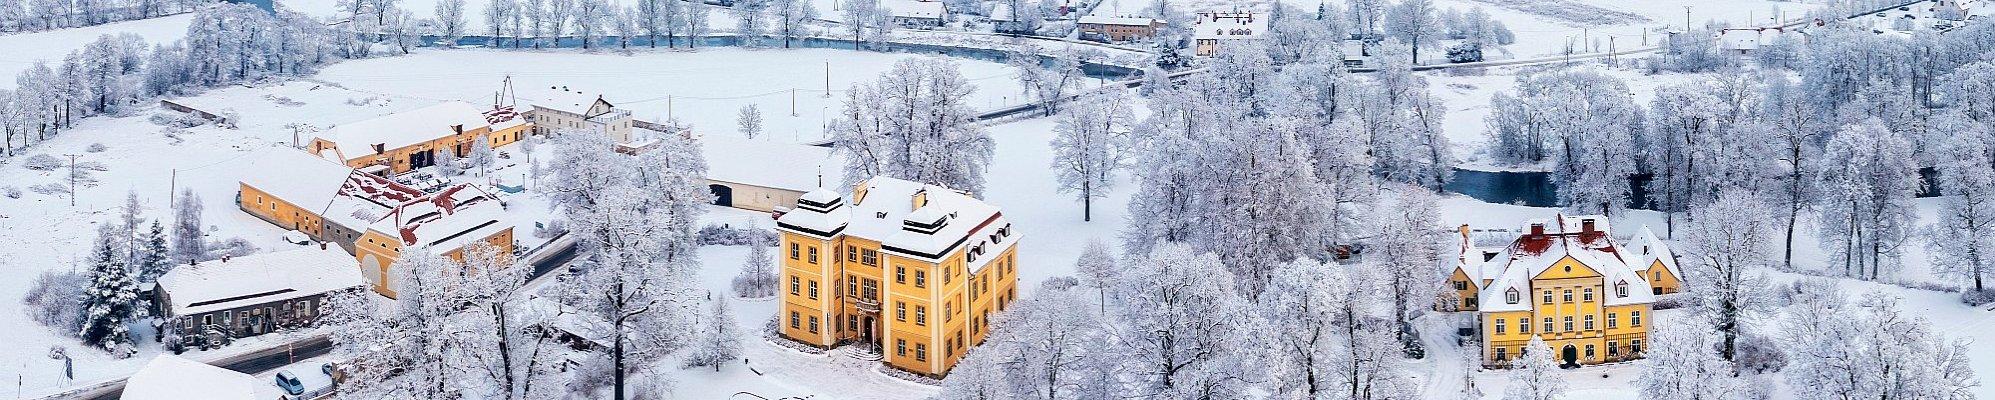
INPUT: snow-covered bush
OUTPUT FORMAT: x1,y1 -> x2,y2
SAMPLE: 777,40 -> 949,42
2,185 -> 19,199
1650,293 -> 1693,310
21,270 -> 86,336
22,154 -> 62,171
732,245 -> 778,298
148,112 -> 207,128
29,182 -> 68,195
206,236 -> 260,260
534,219 -> 569,239
85,143 -> 107,153
696,224 -> 777,246
1960,288 -> 1995,305
1733,332 -> 1788,374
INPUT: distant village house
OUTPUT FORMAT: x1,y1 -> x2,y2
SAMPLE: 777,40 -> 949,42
153,246 -> 366,349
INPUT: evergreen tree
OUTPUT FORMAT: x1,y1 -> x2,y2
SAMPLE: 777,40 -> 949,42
730,244 -> 777,298
134,220 -> 171,283
170,188 -> 206,265
683,298 -> 741,371
78,224 -> 138,357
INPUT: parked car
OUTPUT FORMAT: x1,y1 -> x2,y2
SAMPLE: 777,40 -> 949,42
275,371 -> 305,396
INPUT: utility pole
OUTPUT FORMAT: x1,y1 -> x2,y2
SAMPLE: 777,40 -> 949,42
1685,6 -> 1693,32
823,61 -> 832,98
63,154 -> 79,207
168,169 -> 177,209
791,89 -> 799,116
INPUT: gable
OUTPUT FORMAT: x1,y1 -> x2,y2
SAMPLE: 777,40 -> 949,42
1647,260 -> 1676,279
1532,256 -> 1602,281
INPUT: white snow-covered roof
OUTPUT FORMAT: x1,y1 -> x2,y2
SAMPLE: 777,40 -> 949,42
1079,16 -> 1159,26
1628,225 -> 1682,279
240,147 -> 354,213
123,355 -> 256,400
367,184 -> 511,252
1474,215 -> 1654,313
1718,28 -> 1786,51
155,246 -> 366,316
1193,11 -> 1266,40
313,101 -> 493,161
523,87 -> 617,117
881,0 -> 946,19
988,3 -> 1016,22
702,135 -> 841,192
776,176 -> 1016,271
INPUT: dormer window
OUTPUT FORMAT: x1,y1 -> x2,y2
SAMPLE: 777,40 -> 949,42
1505,288 -> 1520,304
1615,281 -> 1629,298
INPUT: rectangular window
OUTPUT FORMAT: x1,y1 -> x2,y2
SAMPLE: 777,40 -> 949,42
790,243 -> 800,260
1542,290 -> 1552,304
862,249 -> 879,266
807,246 -> 819,264
1495,347 -> 1508,361
1543,318 -> 1553,333
1495,319 -> 1506,334
1563,316 -> 1574,332
1454,280 -> 1467,290
896,267 -> 906,284
808,316 -> 819,333
1608,341 -> 1620,356
1584,315 -> 1595,330
1608,313 -> 1618,328
896,302 -> 906,321
897,339 -> 907,356
944,302 -> 953,322
1632,311 -> 1643,326
808,280 -> 819,299
790,312 -> 800,328
915,270 -> 926,288
916,306 -> 927,325
1585,344 -> 1595,358
1562,289 -> 1573,303
847,246 -> 858,262
916,343 -> 927,361
1583,288 -> 1594,302
1632,339 -> 1644,353
1518,318 -> 1529,333
790,276 -> 800,295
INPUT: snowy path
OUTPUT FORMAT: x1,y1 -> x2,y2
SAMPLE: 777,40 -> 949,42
1416,315 -> 1468,400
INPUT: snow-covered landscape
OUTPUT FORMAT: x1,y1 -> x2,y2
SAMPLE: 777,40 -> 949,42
0,0 -> 1992,399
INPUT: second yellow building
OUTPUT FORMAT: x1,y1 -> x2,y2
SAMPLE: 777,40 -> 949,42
1449,215 -> 1661,368
774,176 -> 1021,377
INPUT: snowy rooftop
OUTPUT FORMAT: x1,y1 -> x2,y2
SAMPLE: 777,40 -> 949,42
1079,16 -> 1160,26
520,86 -> 618,117
123,355 -> 256,400
1717,27 -> 1786,51
313,100 -> 493,161
1472,215 -> 1655,312
881,0 -> 946,19
1193,11 -> 1267,40
777,176 -> 1014,270
367,184 -> 511,252
240,147 -> 355,213
155,246 -> 366,316
702,135 -> 841,192
1628,226 -> 1682,279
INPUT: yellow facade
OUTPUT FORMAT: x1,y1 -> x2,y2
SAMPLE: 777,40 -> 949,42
1481,255 -> 1650,367
1645,260 -> 1682,295
311,123 -> 530,175
238,183 -> 327,239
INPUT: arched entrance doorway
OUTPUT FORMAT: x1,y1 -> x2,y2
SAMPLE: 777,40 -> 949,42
709,184 -> 734,207
1561,344 -> 1579,367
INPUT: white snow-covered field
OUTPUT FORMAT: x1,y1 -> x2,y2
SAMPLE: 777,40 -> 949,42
0,13 -> 192,90
313,48 -> 1041,144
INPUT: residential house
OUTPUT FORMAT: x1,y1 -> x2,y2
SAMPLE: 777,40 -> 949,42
154,246 -> 367,343
354,184 -> 516,298
702,134 -> 841,213
527,88 -> 636,144
308,100 -> 529,175
882,0 -> 948,28
776,176 -> 1022,377
1627,226 -> 1684,295
1446,215 -> 1657,368
1192,11 -> 1265,56
1077,16 -> 1164,41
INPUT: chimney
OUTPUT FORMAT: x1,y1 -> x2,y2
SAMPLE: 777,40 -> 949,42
1529,223 -> 1545,236
1581,219 -> 1597,234
1458,224 -> 1471,239
319,242 -> 328,250
221,255 -> 231,263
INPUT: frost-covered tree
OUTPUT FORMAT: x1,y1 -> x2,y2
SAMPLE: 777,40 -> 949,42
485,0 -> 517,46
1815,119 -> 1919,281
687,0 -> 713,48
1504,336 -> 1565,400
169,188 -> 204,265
830,58 -> 994,193
574,0 -> 612,49
938,284 -> 1109,399
769,0 -> 818,48
522,0 -> 548,47
468,138 -> 496,176
1260,259 -> 1346,398
78,224 -> 137,357
455,243 -> 565,399
733,0 -> 769,44
1485,70 -> 1641,216
1072,238 -> 1117,313
22,269 -> 85,335
1050,85 -> 1130,222
1927,115 -> 1995,294
1371,185 -> 1441,356
1644,75 -> 1772,233
1762,74 -> 1823,270
683,298 -> 740,371
435,0 -> 468,44
1107,244 -> 1260,397
1783,291 -> 1978,400
737,104 -> 763,139
322,249 -> 459,398
731,244 -> 777,298
1381,0 -> 1439,64
1009,43 -> 1088,117
134,221 -> 170,283
546,0 -> 575,47
1638,320 -> 1750,400
437,146 -> 463,176
1683,189 -> 1775,362
841,0 -> 878,46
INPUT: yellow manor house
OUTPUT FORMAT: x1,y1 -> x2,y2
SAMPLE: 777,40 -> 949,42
774,176 -> 1021,377
1446,215 -> 1681,368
